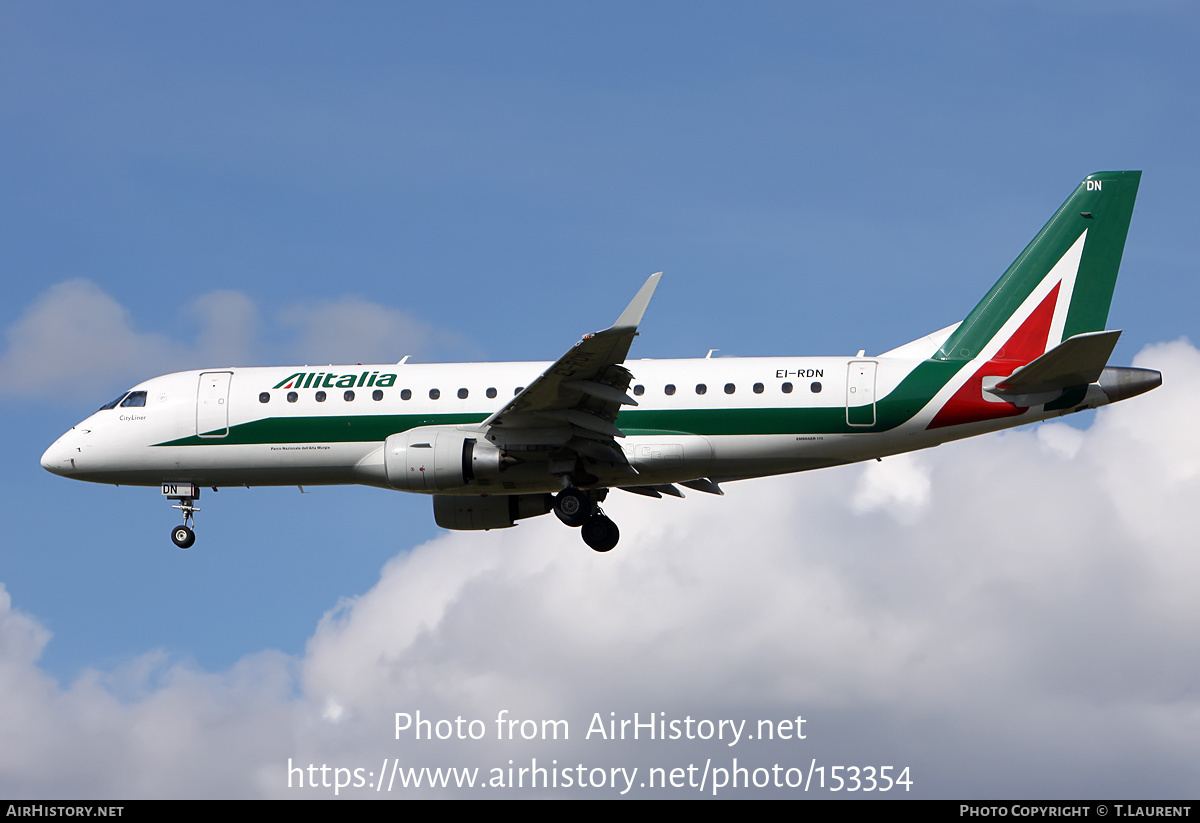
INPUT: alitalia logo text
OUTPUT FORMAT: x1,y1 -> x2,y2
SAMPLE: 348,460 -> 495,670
273,371 -> 398,390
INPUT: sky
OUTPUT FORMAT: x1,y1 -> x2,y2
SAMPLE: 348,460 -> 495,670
2,1 -> 1198,799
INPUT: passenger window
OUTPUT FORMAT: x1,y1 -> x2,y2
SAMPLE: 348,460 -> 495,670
811,381 -> 822,393
457,388 -> 469,399
315,391 -> 326,402
753,383 -> 764,394
695,384 -> 707,395
633,385 -> 644,396
373,389 -> 384,401
486,387 -> 497,399
429,389 -> 440,400
664,384 -> 676,396
401,389 -> 412,401
344,390 -> 355,401
782,382 -> 793,394
515,387 -> 524,394
120,391 -> 147,408
287,392 -> 298,403
724,383 -> 735,395
258,392 -> 270,404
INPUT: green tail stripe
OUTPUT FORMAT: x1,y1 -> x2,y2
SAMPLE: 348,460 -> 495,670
936,171 -> 1140,361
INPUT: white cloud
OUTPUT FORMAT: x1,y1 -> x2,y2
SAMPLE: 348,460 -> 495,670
185,290 -> 263,369
275,297 -> 448,366
0,281 -> 182,401
851,451 -> 932,524
0,281 -> 464,403
3,341 -> 1198,798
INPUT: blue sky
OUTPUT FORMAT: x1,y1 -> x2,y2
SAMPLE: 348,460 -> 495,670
2,2 -> 1198,798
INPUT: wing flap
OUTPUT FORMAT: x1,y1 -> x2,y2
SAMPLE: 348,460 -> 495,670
680,477 -> 724,496
536,409 -> 626,438
619,483 -> 685,498
562,379 -> 639,406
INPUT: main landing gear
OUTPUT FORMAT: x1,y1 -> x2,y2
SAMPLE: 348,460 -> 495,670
553,488 -> 620,553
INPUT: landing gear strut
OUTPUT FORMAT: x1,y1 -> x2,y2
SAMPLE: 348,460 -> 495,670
554,487 -> 620,552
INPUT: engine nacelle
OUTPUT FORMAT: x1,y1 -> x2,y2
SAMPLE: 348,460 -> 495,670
433,493 -> 553,530
384,426 -> 505,491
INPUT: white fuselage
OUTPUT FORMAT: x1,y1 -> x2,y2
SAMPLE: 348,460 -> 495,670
40,347 -> 1103,495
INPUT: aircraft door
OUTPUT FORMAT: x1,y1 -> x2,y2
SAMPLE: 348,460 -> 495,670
197,372 -> 232,438
846,361 -> 877,426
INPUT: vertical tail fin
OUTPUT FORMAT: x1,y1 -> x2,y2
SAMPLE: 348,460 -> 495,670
935,170 -> 1141,362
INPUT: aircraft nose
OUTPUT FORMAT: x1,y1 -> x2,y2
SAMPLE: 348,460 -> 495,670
41,433 -> 77,476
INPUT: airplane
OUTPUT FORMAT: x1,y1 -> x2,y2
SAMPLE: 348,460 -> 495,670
41,171 -> 1161,553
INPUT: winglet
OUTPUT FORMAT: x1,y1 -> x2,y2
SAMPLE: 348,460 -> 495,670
612,272 -> 662,331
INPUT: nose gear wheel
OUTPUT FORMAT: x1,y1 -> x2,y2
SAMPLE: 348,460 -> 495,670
168,494 -> 200,550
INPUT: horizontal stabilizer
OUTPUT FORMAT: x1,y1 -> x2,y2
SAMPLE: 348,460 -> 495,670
994,330 -> 1121,396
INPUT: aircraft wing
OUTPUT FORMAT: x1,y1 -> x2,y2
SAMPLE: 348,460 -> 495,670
480,273 -> 660,461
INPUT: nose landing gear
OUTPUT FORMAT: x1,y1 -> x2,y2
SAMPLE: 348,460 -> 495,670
163,483 -> 200,550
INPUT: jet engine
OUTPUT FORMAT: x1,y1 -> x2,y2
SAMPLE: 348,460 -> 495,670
384,426 -> 507,491
433,493 -> 553,530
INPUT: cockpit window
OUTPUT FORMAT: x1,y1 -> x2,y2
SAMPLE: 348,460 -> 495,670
119,391 -> 147,408
98,393 -> 128,411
